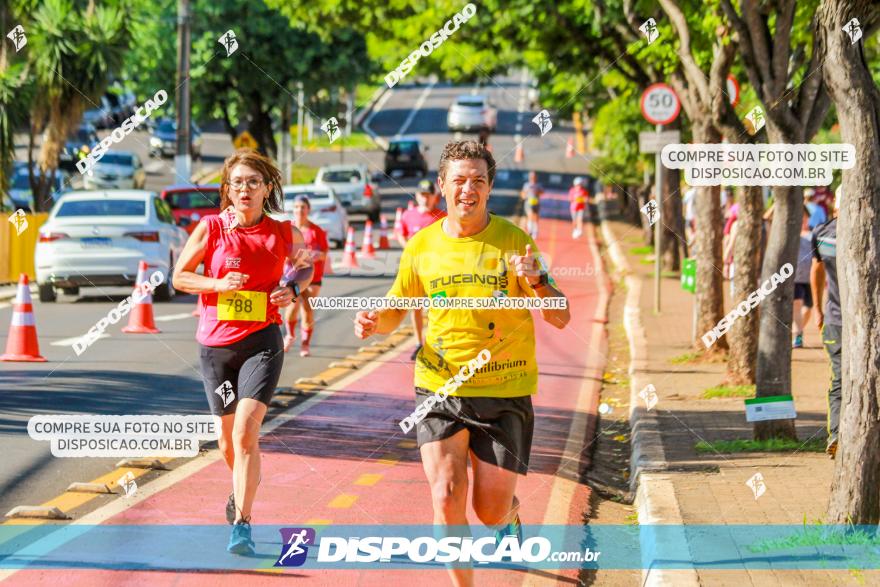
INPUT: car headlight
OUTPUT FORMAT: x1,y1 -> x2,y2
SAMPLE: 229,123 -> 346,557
150,137 -> 162,147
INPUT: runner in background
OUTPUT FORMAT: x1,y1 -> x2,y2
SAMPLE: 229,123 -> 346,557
282,195 -> 329,356
520,171 -> 543,238
356,140 -> 570,587
567,176 -> 588,239
810,187 -> 842,459
792,206 -> 814,349
172,149 -> 312,555
397,179 -> 446,360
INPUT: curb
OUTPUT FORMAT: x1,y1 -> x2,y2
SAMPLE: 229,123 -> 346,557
600,220 -> 698,587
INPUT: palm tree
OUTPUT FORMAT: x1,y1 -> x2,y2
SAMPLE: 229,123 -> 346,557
0,2 -> 34,208
27,0 -> 131,211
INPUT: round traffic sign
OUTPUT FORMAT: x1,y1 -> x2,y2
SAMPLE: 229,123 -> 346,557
640,83 -> 681,126
726,74 -> 740,107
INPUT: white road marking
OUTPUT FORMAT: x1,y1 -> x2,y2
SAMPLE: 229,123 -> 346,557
51,334 -> 109,347
395,81 -> 436,138
154,312 -> 196,322
145,161 -> 165,174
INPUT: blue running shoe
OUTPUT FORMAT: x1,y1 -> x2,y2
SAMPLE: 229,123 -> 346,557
494,514 -> 523,545
228,520 -> 255,555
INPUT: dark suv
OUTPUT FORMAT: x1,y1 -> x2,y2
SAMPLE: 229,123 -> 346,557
384,136 -> 429,177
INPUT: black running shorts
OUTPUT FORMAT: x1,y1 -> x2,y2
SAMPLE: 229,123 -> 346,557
199,324 -> 284,416
413,387 -> 534,475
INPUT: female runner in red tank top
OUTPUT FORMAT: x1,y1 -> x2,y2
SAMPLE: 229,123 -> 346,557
172,149 -> 313,555
282,195 -> 329,356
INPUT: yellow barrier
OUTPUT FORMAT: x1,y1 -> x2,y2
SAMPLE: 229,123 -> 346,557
0,212 -> 49,283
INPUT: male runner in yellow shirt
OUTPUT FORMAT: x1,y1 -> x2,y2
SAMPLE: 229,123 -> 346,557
355,140 -> 570,587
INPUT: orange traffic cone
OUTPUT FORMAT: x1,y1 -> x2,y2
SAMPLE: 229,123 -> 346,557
0,274 -> 46,362
342,226 -> 359,268
122,261 -> 161,334
514,143 -> 525,163
566,137 -> 575,158
393,207 -> 404,241
378,214 -> 391,250
360,220 -> 376,260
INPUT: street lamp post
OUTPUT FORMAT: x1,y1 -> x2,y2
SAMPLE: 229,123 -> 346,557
175,0 -> 192,182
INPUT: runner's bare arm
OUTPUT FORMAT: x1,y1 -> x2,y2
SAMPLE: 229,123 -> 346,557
512,244 -> 570,329
354,309 -> 408,339
173,220 -> 249,294
270,225 -> 314,307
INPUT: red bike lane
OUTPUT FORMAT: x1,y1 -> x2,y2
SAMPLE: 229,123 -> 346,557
4,216 -> 610,587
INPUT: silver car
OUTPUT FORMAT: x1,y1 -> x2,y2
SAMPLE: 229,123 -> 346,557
273,185 -> 350,249
447,95 -> 497,132
34,190 -> 187,302
83,152 -> 146,190
314,164 -> 381,222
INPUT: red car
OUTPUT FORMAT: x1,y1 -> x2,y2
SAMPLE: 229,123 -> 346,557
160,183 -> 221,233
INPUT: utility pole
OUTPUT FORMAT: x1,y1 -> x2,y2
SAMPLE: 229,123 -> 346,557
175,0 -> 192,182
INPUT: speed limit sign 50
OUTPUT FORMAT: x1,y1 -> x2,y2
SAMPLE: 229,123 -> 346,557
640,83 -> 681,125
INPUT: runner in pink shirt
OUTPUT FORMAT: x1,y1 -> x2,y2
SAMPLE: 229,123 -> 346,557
397,179 -> 446,360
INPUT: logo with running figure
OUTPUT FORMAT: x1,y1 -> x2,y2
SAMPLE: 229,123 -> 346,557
275,527 -> 316,567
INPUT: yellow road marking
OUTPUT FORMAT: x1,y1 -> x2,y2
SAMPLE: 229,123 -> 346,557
376,453 -> 400,466
305,518 -> 332,525
327,494 -> 358,509
2,461 -> 170,526
354,473 -> 383,487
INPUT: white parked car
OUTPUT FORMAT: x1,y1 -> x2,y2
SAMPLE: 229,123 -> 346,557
447,95 -> 497,132
83,152 -> 146,190
273,185 -> 349,249
314,164 -> 381,222
35,190 -> 187,302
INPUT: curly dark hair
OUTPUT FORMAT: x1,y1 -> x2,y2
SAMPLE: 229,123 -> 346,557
438,140 -> 496,185
218,148 -> 283,214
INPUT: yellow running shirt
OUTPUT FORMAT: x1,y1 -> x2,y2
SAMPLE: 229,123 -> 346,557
387,214 -> 554,398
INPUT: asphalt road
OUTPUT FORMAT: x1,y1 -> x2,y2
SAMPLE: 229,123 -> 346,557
1,74 -> 594,517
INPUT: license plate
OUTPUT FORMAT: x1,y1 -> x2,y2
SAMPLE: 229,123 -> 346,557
398,155 -> 411,162
81,237 -> 112,248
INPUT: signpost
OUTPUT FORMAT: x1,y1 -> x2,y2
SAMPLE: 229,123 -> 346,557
233,130 -> 258,150
745,395 -> 797,422
639,83 -> 681,314
681,258 -> 697,344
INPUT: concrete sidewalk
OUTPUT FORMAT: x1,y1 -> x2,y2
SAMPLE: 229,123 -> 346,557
604,219 -> 877,586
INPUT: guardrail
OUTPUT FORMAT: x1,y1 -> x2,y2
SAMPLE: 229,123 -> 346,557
0,212 -> 49,283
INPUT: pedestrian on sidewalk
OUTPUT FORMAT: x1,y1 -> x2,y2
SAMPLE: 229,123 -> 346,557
810,187 -> 841,458
172,149 -> 313,554
282,195 -> 328,356
792,205 -> 814,349
355,140 -> 570,587
397,179 -> 446,360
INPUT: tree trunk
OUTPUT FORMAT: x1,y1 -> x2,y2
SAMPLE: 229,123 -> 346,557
820,0 -> 880,525
661,166 -> 683,271
725,185 -> 763,384
753,165 -> 801,440
691,121 -> 727,352
247,95 -> 277,159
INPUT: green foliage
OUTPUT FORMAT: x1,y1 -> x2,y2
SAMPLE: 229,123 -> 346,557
669,351 -> 700,365
700,384 -> 755,399
590,92 -> 646,186
695,437 -> 825,453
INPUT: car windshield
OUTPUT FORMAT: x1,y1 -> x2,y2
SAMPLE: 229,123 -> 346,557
98,153 -> 134,166
157,120 -> 176,133
456,98 -> 484,108
284,190 -> 324,201
12,169 -> 64,190
166,190 -> 221,210
57,199 -> 146,217
389,141 -> 419,155
321,170 -> 362,183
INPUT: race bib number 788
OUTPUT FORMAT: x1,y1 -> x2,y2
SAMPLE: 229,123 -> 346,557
217,290 -> 267,322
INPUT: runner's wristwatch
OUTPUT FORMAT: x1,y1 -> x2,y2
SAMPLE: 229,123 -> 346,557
284,281 -> 301,298
529,272 -> 550,290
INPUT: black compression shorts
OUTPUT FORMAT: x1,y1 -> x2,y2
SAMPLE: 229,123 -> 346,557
199,324 -> 284,416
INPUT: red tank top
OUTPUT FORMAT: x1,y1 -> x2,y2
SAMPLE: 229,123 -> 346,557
296,222 -> 329,282
197,214 -> 292,346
